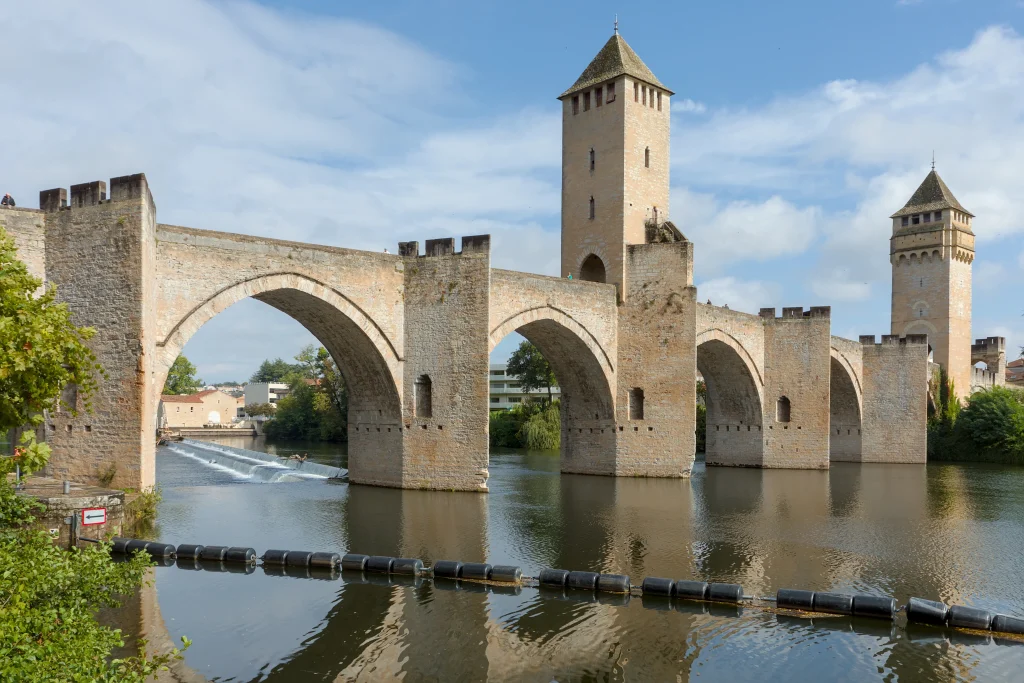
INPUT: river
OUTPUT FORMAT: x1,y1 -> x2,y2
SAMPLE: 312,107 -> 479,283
134,436 -> 1024,681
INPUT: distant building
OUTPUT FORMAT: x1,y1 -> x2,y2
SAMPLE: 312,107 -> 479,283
158,389 -> 240,429
1008,358 -> 1024,386
244,382 -> 290,406
489,363 -> 561,410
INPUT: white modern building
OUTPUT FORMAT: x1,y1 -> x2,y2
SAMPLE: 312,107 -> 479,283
243,382 -> 291,406
489,363 -> 561,410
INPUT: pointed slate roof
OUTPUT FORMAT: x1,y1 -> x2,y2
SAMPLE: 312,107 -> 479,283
560,33 -> 672,99
891,169 -> 973,219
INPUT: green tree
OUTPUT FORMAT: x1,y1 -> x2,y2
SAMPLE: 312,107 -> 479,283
262,346 -> 347,442
0,227 -> 102,466
244,402 -> 276,417
250,357 -> 305,383
954,387 -> 1024,456
505,341 -> 558,405
162,354 -> 202,395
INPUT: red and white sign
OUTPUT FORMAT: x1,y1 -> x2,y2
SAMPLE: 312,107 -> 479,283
81,507 -> 106,526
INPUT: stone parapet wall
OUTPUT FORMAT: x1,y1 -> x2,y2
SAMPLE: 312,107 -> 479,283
1,207 -> 47,285
859,335 -> 928,463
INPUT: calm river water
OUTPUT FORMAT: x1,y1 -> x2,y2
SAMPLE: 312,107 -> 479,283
135,436 -> 1024,682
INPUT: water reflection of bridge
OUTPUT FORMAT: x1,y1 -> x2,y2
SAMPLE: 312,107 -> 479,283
127,465 -> 1010,681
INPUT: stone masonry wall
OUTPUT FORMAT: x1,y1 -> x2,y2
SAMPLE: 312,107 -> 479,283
2,207 -> 47,284
41,176 -> 157,489
760,307 -> 832,469
400,237 -> 490,491
617,241 -> 696,476
860,335 -> 928,463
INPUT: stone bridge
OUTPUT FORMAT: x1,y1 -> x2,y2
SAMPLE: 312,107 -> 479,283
2,174 -> 927,491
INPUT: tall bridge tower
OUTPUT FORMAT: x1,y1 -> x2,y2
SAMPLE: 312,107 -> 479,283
890,168 -> 975,395
558,31 -> 672,297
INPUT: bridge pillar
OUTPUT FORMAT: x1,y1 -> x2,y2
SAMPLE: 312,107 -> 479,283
860,335 -> 928,463
613,241 -> 697,476
759,307 -> 832,469
38,174 -> 158,489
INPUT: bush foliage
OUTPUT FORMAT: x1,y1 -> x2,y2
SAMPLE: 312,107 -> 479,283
928,368 -> 1024,464
489,401 -> 560,450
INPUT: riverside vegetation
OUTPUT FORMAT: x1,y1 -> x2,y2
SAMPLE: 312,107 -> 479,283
928,368 -> 1024,464
0,226 -> 186,680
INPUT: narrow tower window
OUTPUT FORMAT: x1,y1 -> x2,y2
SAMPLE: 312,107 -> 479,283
572,96 -> 579,115
657,92 -> 662,111
607,82 -> 616,102
650,90 -> 655,108
415,375 -> 432,419
634,82 -> 639,102
901,216 -> 909,227
645,147 -> 650,168
629,388 -> 645,420
934,210 -> 942,220
642,86 -> 647,106
595,87 -> 603,107
589,196 -> 595,219
776,396 -> 791,423
583,92 -> 590,111
589,148 -> 595,171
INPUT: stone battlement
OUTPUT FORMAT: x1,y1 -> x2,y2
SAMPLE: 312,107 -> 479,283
759,306 -> 831,320
971,336 -> 1006,353
398,235 -> 490,257
859,334 -> 929,346
40,173 -> 152,212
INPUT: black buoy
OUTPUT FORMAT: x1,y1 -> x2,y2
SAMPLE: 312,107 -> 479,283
199,545 -> 228,562
948,605 -> 993,630
539,568 -> 570,587
777,588 -> 815,611
310,552 -> 341,569
852,595 -> 896,620
566,571 -> 600,591
111,537 -> 132,554
596,574 -> 630,594
225,547 -> 256,564
341,553 -> 369,571
286,551 -> 314,567
708,583 -> 743,604
176,544 -> 205,560
906,597 -> 948,626
365,556 -> 395,574
674,580 -> 710,602
992,614 -> 1024,635
432,560 -> 462,579
813,592 -> 854,615
392,558 -> 424,576
489,565 -> 523,583
262,549 -> 290,565
641,577 -> 674,597
125,539 -> 151,556
460,562 -> 492,581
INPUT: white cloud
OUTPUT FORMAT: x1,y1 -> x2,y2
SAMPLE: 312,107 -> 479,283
695,277 -> 782,314
672,98 -> 706,114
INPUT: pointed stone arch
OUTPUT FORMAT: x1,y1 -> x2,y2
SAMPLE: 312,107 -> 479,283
829,347 -> 863,462
696,329 -> 765,467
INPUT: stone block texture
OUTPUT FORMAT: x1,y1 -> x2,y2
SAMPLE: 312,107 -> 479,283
860,335 -> 928,463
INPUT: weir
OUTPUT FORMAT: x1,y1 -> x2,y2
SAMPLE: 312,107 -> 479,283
163,440 -> 346,482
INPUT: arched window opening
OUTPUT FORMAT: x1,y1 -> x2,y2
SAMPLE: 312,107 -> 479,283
589,148 -> 595,171
645,147 -> 650,168
776,396 -> 791,423
579,254 -> 606,283
415,374 -> 432,419
629,388 -> 645,420
588,196 -> 595,220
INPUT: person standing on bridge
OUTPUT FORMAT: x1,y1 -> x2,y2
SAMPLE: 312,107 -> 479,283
1,193 -> 14,207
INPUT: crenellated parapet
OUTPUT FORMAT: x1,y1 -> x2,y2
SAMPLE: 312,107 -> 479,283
40,173 -> 154,213
760,306 -> 831,320
398,234 -> 490,258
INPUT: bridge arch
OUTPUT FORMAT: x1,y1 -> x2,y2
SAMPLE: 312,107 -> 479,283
696,329 -> 764,467
489,305 -> 615,471
154,272 -> 404,482
829,347 -> 862,461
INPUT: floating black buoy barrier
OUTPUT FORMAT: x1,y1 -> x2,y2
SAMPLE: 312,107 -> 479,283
460,562 -> 492,581
597,574 -> 630,594
992,614 -> 1024,635
813,592 -> 853,615
852,595 -> 896,620
906,597 -> 949,626
948,605 -> 993,630
125,539 -> 151,555
225,547 -> 256,564
141,541 -> 176,558
199,545 -> 228,562
674,580 -> 710,602
708,583 -> 743,604
310,552 -> 341,569
341,553 -> 369,571
432,560 -> 462,579
111,537 -> 132,554
539,569 -> 570,587
489,565 -> 522,583
641,577 -> 674,597
262,549 -> 290,565
777,588 -> 815,611
567,571 -> 600,591
366,556 -> 395,573
392,558 -> 424,576
285,551 -> 314,567
176,544 -> 205,560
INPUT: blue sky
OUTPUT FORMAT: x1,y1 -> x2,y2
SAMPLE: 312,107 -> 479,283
2,0 -> 1022,383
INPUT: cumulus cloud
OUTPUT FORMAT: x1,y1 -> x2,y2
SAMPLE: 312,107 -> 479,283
672,98 -> 706,114
695,277 -> 782,314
